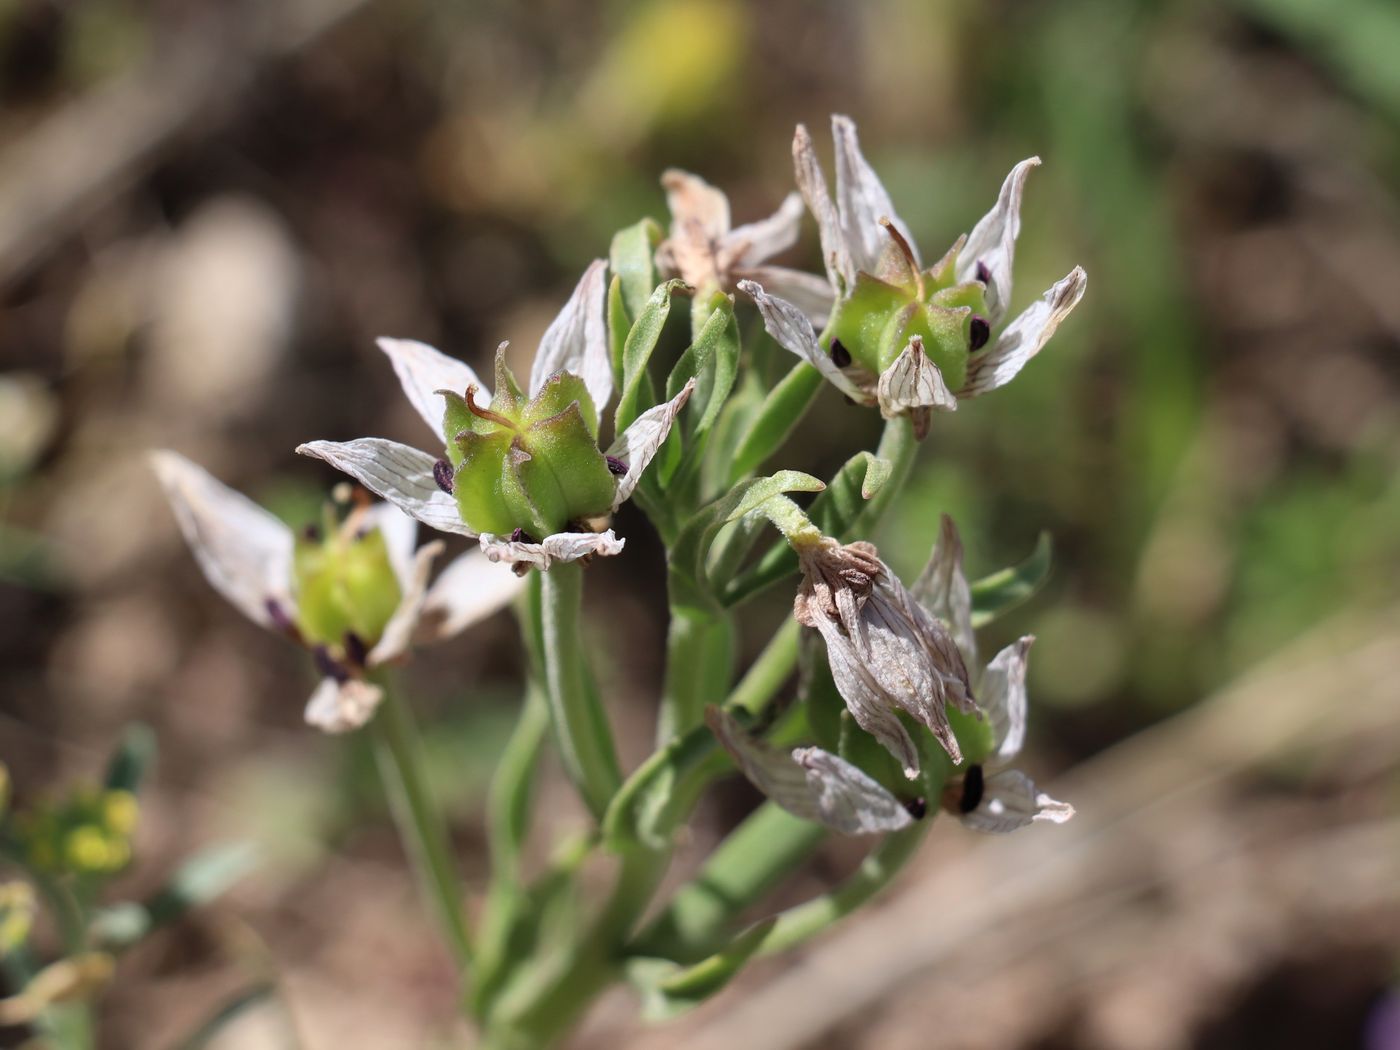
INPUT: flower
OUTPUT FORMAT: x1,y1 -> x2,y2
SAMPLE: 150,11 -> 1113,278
654,169 -> 833,321
296,261 -> 694,572
914,516 -> 1074,833
792,533 -> 976,776
706,708 -> 916,835
151,450 -> 524,732
740,115 -> 1087,438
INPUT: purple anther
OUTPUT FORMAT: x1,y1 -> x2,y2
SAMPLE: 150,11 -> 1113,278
301,523 -> 322,543
264,598 -> 303,644
969,315 -> 991,352
830,338 -> 852,369
975,260 -> 992,286
432,458 -> 454,495
312,645 -> 349,684
903,796 -> 929,820
605,455 -> 628,476
343,630 -> 368,668
508,527 -> 537,545
958,764 -> 985,814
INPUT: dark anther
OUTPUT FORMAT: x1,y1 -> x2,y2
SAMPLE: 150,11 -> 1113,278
343,631 -> 368,669
605,455 -> 628,476
312,645 -> 349,684
958,764 -> 985,814
903,796 -> 928,820
301,523 -> 322,543
432,458 -> 455,494
843,395 -> 857,406
509,527 -> 538,544
969,315 -> 991,352
264,598 -> 302,643
975,261 -> 992,286
830,338 -> 852,369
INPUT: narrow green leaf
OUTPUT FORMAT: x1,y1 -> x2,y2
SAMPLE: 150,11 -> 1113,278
602,722 -> 726,851
104,723 -> 156,794
728,362 -> 825,483
615,279 -> 686,434
970,532 -> 1053,627
628,918 -> 778,1021
607,275 -> 631,381
609,218 -> 663,322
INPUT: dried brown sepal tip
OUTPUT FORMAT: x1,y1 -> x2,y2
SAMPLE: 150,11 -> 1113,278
793,539 -> 882,627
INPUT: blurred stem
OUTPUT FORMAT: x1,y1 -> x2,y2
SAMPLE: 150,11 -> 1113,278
538,564 -> 622,818
656,606 -> 735,745
370,673 -> 472,973
631,803 -> 825,963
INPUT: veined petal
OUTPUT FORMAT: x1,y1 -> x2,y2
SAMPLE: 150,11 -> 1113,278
728,191 -> 804,268
832,114 -> 917,275
606,378 -> 696,510
661,169 -> 731,243
707,708 -> 913,835
738,279 -> 870,403
414,546 -> 526,646
961,768 -> 1073,834
959,266 -> 1087,398
956,157 -> 1040,326
359,502 -> 418,591
377,337 -> 487,441
367,540 -> 444,666
913,514 -> 976,671
478,529 -> 625,571
733,264 -> 835,326
150,450 -> 294,630
793,123 -> 852,290
296,438 -> 474,537
875,337 -> 957,438
531,259 -> 612,423
304,676 -> 385,734
808,611 -> 921,778
981,637 -> 1032,762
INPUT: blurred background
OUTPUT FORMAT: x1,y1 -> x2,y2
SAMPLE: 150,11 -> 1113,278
2,0 -> 1399,1046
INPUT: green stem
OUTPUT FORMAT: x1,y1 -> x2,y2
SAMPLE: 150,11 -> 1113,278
726,618 -> 800,716
370,675 -> 473,973
633,803 -> 824,962
538,564 -> 622,819
656,607 -> 735,745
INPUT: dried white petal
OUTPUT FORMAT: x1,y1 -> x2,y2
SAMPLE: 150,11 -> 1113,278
367,540 -> 444,666
707,709 -> 912,835
150,450 -> 294,630
913,514 -> 976,671
956,157 -> 1040,325
662,168 -> 731,245
875,338 -> 958,432
414,546 -> 526,646
738,279 -> 870,403
981,637 -> 1033,762
728,191 -> 804,268
832,114 -> 917,276
959,266 -> 1087,398
961,768 -> 1073,833
792,123 -> 851,290
304,676 -> 385,734
377,337 -> 487,440
605,378 -> 696,509
478,529 -> 625,570
531,259 -> 611,423
359,502 -> 418,591
296,439 -> 474,537
733,264 -> 835,326
808,611 -> 921,778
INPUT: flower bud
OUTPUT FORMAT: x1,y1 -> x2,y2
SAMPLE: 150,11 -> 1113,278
292,510 -> 403,655
440,352 -> 616,537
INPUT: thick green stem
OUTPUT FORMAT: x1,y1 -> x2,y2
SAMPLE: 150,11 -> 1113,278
633,802 -> 824,962
656,607 -> 735,745
726,618 -> 799,716
538,564 -> 622,819
371,676 -> 472,972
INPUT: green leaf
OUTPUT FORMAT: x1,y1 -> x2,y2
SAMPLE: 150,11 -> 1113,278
609,218 -> 662,323
970,532 -> 1053,627
602,722 -> 726,851
607,275 -> 630,381
628,918 -> 777,1021
615,280 -> 687,434
727,362 -> 825,484
666,292 -> 740,443
104,724 -> 156,794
